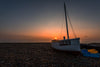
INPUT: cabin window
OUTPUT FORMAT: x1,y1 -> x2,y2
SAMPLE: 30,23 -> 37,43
59,40 -> 71,46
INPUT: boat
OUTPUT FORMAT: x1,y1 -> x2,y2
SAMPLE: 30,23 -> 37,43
51,2 -> 81,53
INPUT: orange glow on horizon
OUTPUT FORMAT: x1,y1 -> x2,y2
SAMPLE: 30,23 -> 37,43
11,21 -> 100,43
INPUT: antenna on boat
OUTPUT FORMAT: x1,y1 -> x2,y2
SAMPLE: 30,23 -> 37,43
64,2 -> 69,39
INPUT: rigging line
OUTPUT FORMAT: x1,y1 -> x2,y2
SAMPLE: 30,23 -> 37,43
60,18 -> 64,39
68,14 -> 77,38
65,0 -> 77,38
60,1 -> 65,39
55,14 -> 63,40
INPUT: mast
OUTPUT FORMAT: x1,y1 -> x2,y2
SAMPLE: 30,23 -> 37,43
64,2 -> 69,39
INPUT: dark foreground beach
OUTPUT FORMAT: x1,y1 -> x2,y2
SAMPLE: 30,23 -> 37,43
0,43 -> 100,67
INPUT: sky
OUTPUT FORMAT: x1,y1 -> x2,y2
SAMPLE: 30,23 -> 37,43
0,0 -> 100,43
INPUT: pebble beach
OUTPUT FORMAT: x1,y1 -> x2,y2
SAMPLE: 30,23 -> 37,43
0,43 -> 100,67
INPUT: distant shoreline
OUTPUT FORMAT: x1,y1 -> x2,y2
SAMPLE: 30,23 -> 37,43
0,42 -> 100,44
0,42 -> 51,44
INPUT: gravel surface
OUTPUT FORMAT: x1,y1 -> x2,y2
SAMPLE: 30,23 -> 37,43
0,43 -> 100,67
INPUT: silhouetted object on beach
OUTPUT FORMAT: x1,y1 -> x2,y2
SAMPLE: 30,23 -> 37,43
51,2 -> 80,53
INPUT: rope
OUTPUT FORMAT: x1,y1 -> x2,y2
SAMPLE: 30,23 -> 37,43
65,0 -> 77,38
63,0 -> 77,38
60,18 -> 64,39
59,0 -> 77,39
68,15 -> 77,38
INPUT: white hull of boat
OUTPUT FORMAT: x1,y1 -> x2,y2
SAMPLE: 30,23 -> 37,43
51,38 -> 81,52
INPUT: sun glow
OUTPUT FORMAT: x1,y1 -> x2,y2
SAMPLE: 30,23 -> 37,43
54,37 -> 58,40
